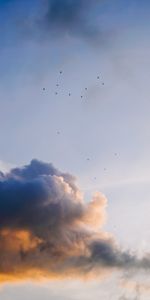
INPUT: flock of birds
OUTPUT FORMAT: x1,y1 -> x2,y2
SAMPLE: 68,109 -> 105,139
42,70 -> 105,98
42,70 -> 118,177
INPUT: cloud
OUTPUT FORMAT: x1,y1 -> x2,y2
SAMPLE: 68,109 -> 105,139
42,0 -> 108,44
0,159 -> 150,283
0,0 -> 113,47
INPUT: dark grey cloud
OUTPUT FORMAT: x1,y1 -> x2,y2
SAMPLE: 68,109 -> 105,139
42,0 -> 106,44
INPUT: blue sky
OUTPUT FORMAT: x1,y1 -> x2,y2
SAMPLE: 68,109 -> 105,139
0,0 -> 150,299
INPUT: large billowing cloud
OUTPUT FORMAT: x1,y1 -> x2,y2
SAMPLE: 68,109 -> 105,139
0,159 -> 150,283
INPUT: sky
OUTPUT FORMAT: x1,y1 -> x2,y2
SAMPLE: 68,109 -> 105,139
0,0 -> 150,299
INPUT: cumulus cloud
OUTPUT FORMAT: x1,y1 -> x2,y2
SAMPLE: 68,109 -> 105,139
0,159 -> 150,283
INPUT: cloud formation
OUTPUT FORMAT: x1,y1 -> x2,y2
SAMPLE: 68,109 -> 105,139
0,159 -> 150,283
0,0 -> 112,46
42,0 -> 106,43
